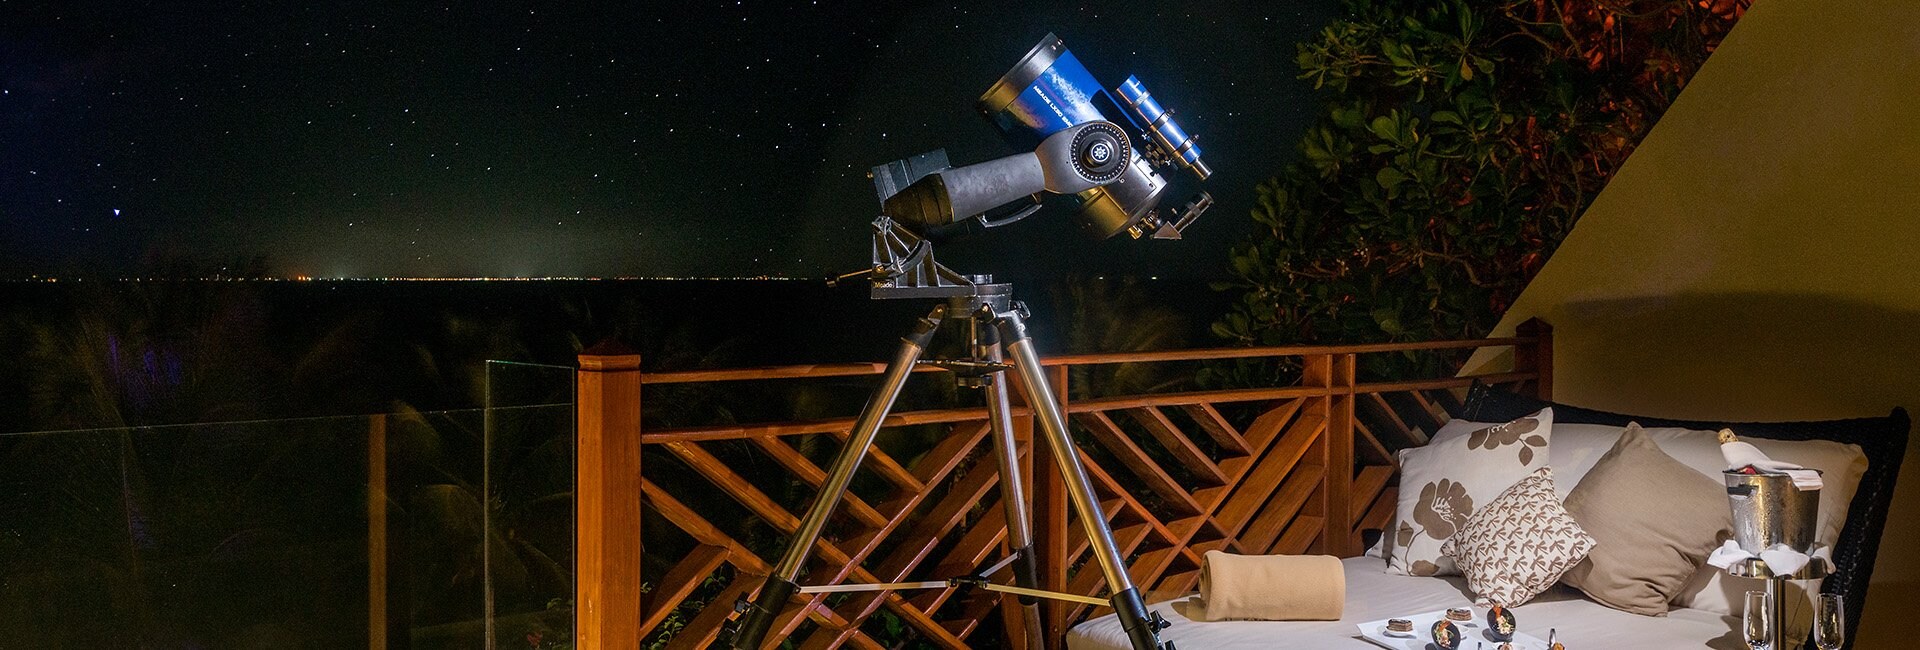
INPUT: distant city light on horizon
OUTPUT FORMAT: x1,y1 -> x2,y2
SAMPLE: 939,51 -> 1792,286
0,1 -> 1325,282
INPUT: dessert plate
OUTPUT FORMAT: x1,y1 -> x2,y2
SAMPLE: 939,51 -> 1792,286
1356,610 -> 1551,649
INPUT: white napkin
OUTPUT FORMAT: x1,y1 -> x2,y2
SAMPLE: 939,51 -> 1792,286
1707,540 -> 1829,576
1707,540 -> 1750,570
1776,468 -> 1824,490
1722,440 -> 1823,490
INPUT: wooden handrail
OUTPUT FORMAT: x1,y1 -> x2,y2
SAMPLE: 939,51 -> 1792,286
1037,336 -> 1535,366
1356,371 -> 1533,395
579,325 -> 1553,649
636,337 -> 1538,385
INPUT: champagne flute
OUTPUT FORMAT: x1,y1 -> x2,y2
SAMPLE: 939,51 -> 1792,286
1744,590 -> 1772,650
1813,593 -> 1846,650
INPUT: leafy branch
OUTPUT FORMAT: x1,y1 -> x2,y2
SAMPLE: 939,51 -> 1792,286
1212,0 -> 1746,382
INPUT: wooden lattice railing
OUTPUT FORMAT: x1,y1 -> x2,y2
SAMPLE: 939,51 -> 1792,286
573,320 -> 1553,650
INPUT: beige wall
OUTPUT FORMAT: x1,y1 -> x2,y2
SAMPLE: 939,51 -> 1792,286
1462,0 -> 1920,643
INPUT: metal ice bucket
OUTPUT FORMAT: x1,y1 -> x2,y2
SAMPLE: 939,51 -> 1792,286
1723,470 -> 1821,553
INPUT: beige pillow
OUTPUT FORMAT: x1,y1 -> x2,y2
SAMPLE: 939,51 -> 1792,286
1559,424 -> 1733,616
1386,408 -> 1555,576
1442,467 -> 1596,606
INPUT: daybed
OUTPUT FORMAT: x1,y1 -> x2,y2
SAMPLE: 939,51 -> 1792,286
1070,555 -> 1746,648
1070,385 -> 1908,650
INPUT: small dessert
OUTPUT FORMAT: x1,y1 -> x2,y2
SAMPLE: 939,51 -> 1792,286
1486,605 -> 1517,642
1446,607 -> 1474,623
1384,618 -> 1414,636
1496,644 -> 1514,650
1430,620 -> 1462,650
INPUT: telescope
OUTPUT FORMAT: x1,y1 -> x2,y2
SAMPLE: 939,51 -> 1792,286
728,34 -> 1208,650
877,33 -> 1213,244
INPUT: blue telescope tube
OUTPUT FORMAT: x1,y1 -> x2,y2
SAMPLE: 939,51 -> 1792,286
978,35 -> 1107,148
1116,76 -> 1209,180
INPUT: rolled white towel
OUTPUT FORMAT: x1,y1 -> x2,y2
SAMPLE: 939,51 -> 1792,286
1189,551 -> 1345,621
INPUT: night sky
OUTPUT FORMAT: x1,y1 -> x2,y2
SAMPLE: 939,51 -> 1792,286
0,1 -> 1336,280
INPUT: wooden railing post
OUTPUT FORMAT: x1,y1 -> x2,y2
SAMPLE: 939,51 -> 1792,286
1329,354 -> 1357,556
577,349 -> 643,650
367,415 -> 388,650
1303,354 -> 1357,556
1006,364 -> 1074,649
998,365 -> 1043,650
1515,318 -> 1554,401
1034,364 -> 1072,650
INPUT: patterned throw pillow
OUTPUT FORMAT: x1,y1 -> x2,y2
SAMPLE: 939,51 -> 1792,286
1443,467 -> 1597,606
1385,408 -> 1554,576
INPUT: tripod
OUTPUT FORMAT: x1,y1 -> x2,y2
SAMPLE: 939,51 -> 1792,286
716,29 -> 1216,642
724,224 -> 1171,650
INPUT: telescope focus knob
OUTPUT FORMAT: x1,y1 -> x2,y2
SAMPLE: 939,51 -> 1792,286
1069,122 -> 1129,183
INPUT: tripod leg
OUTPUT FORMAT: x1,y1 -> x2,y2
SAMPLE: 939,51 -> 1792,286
726,306 -> 945,649
993,310 -> 1167,650
976,322 -> 1045,649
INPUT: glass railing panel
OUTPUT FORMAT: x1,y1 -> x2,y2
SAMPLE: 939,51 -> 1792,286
0,415 -> 379,647
483,360 -> 576,649
486,360 -> 575,409
0,370 -> 578,649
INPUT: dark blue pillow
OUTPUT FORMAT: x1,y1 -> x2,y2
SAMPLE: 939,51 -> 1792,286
1463,384 -> 1907,649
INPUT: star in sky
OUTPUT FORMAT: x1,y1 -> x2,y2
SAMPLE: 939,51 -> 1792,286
0,0 -> 1335,279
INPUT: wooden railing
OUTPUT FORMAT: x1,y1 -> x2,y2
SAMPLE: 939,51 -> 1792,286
574,320 -> 1553,650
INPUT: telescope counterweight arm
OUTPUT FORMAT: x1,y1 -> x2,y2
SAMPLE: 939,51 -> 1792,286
881,151 -> 1046,229
880,121 -> 1128,232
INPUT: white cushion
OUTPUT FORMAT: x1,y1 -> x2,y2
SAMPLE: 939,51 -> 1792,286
1386,408 -> 1554,576
1355,417 -> 1498,561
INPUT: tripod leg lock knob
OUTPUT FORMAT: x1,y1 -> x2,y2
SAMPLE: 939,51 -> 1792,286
1109,587 -> 1166,650
1148,610 -> 1171,631
723,577 -> 798,649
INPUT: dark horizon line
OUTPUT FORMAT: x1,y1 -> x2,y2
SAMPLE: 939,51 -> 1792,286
0,274 -> 1205,283
0,275 -> 814,282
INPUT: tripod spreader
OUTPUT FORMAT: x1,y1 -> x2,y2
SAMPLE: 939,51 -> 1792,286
920,359 -> 1011,386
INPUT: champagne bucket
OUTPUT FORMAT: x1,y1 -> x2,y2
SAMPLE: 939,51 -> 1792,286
1723,471 -> 1821,553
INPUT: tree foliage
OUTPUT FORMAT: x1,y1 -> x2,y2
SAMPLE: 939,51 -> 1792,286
1216,0 -> 1747,366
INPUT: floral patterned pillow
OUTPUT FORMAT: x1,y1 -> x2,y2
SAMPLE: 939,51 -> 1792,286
1383,408 -> 1554,576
